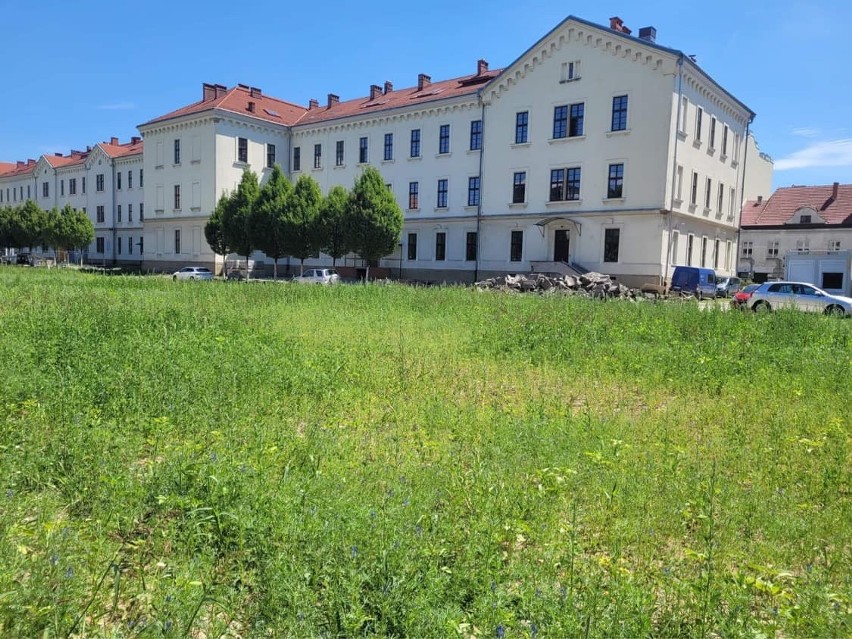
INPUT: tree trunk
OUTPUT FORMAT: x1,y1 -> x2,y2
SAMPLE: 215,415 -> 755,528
245,253 -> 251,282
273,258 -> 278,281
365,264 -> 370,282
300,258 -> 305,276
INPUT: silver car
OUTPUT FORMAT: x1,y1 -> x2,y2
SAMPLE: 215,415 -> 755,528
172,266 -> 214,281
293,268 -> 340,284
715,276 -> 742,298
749,281 -> 852,316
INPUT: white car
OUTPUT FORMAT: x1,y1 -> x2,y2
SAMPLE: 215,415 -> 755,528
749,281 -> 852,316
292,268 -> 340,284
172,266 -> 214,281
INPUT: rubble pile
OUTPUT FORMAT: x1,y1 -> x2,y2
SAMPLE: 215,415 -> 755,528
474,272 -> 639,299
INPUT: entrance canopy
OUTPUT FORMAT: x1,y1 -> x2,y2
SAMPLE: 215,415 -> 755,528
534,216 -> 582,236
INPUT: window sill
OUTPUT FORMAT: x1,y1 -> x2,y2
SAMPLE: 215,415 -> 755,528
607,129 -> 630,137
559,76 -> 581,84
511,141 -> 531,148
357,161 -> 370,166
508,202 -> 528,208
707,146 -> 716,155
172,163 -> 181,168
233,161 -> 249,168
692,140 -> 703,149
408,156 -> 422,161
731,160 -> 739,168
311,167 -> 323,172
434,207 -> 448,212
602,197 -> 625,204
435,153 -> 452,158
688,203 -> 697,213
546,199 -> 582,207
720,154 -> 728,162
548,135 -> 585,144
173,209 -> 181,213
407,208 -> 420,213
673,197 -> 683,208
677,130 -> 688,141
381,159 -> 395,165
702,207 -> 712,216
155,165 -> 164,169
464,205 -> 479,211
467,149 -> 481,155
191,160 -> 201,165
191,207 -> 201,212
292,169 -> 302,174
333,164 -> 346,169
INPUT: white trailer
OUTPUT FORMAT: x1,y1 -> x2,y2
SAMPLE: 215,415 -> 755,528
785,250 -> 852,295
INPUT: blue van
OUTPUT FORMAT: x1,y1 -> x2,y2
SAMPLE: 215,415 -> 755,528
669,266 -> 717,298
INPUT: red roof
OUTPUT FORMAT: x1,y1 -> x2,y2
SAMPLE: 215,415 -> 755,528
0,159 -> 38,177
0,162 -> 15,175
742,183 -> 852,226
295,70 -> 501,126
143,84 -> 307,127
99,139 -> 143,158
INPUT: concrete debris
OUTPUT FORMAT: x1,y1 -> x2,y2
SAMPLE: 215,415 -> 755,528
474,272 -> 640,299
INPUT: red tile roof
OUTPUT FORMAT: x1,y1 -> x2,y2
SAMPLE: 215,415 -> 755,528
742,183 -> 852,226
99,138 -> 143,158
44,152 -> 89,169
0,159 -> 38,177
295,70 -> 502,126
142,85 -> 308,128
0,162 -> 15,175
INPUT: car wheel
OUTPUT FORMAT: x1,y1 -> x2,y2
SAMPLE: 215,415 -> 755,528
173,275 -> 178,281
190,276 -> 195,280
753,301 -> 771,313
824,305 -> 846,317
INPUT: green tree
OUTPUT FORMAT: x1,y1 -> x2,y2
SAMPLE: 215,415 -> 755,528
43,207 -> 61,256
281,174 -> 323,275
317,185 -> 351,268
249,165 -> 292,279
221,169 -> 260,280
0,206 -> 14,254
14,201 -> 48,251
205,195 -> 232,276
55,204 -> 94,264
348,166 -> 403,281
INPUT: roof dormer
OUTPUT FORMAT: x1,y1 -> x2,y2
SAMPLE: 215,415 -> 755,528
787,206 -> 826,225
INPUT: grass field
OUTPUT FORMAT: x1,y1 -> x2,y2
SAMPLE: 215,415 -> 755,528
0,268 -> 848,638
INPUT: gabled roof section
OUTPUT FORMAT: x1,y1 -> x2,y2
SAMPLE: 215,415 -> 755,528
141,84 -> 307,128
742,183 -> 852,227
0,159 -> 38,178
43,151 -> 89,169
99,137 -> 143,159
295,68 -> 502,127
0,162 -> 14,175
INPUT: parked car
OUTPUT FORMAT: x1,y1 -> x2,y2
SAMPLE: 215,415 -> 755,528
16,253 -> 36,266
292,268 -> 340,284
715,276 -> 742,298
731,283 -> 761,309
669,266 -> 717,298
748,281 -> 852,316
172,266 -> 214,281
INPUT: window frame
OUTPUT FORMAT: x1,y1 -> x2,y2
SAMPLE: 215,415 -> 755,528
467,176 -> 481,207
510,230 -> 523,262
569,102 -> 584,137
466,231 -> 477,261
335,140 -> 344,166
267,143 -> 276,168
359,137 -> 369,163
436,179 -> 448,208
603,227 -> 620,263
512,171 -> 526,204
435,232 -> 446,261
470,119 -> 482,151
410,129 -> 421,158
438,124 -> 451,154
313,143 -> 322,169
611,95 -> 628,132
552,105 -> 568,139
607,163 -> 624,199
384,133 -> 394,161
408,181 -> 419,210
174,138 -> 181,165
407,232 -> 417,260
515,111 -> 529,144
237,137 -> 248,163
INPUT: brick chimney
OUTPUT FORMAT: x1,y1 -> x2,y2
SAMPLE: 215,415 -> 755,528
111,137 -> 119,145
308,98 -> 319,110
417,73 -> 431,91
477,59 -> 489,75
203,82 -> 216,101
609,16 -> 631,34
214,84 -> 227,98
327,93 -> 340,108
370,84 -> 382,100
249,86 -> 262,98
832,181 -> 839,199
247,101 -> 256,113
638,26 -> 656,42
131,136 -> 141,144
384,81 -> 393,94
16,161 -> 24,168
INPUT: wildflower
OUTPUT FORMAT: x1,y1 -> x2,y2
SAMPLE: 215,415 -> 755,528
497,624 -> 505,638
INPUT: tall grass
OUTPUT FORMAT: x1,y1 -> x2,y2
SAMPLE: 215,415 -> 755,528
0,269 -> 848,637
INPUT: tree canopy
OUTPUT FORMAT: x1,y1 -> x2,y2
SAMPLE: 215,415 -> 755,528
348,167 -> 404,280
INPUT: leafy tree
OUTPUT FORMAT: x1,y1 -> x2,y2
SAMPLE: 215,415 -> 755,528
205,195 -> 232,276
43,207 -> 61,256
249,165 -> 292,279
13,201 -> 47,251
54,204 -> 94,263
317,185 -> 351,267
348,166 -> 403,280
0,206 -> 14,253
281,174 -> 323,275
221,169 -> 260,279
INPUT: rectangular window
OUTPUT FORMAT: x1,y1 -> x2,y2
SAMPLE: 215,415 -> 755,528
611,95 -> 628,131
96,174 -> 104,192
174,229 -> 181,254
676,165 -> 684,201
96,237 -> 104,253
407,233 -> 417,260
139,236 -> 144,254
174,184 -> 181,210
550,169 -> 565,202
408,181 -> 419,209
767,240 -> 779,257
470,120 -> 482,150
468,176 -> 481,206
437,179 -> 448,208
569,103 -> 584,137
117,237 -> 122,255
551,167 -> 581,201
705,178 -> 712,209
117,204 -> 122,223
139,170 -> 142,188
435,232 -> 446,261
43,182 -> 49,197
410,129 -> 421,157
96,206 -> 105,223
128,170 -> 132,189
741,241 -> 753,257
267,143 -> 276,168
336,140 -> 344,166
604,228 -> 620,263
709,117 -> 717,149
680,96 -> 689,133
726,241 -> 732,270
714,239 -> 720,269
695,108 -> 703,141
174,139 -> 181,164
515,111 -> 529,144
729,187 -> 736,217
359,137 -> 368,163
140,203 -> 144,221
384,133 -> 394,161
510,230 -> 523,262
553,105 -> 568,139
799,214 -> 812,224
439,124 -> 450,154
128,203 -> 133,222
717,183 -> 724,213
701,236 -> 708,267
60,180 -> 65,196
690,172 -> 698,205
823,272 -> 843,289
313,143 -> 322,169
562,60 -> 580,81
607,163 -> 624,199
238,137 -> 248,163
722,125 -> 729,156
117,171 -> 122,190
128,236 -> 132,255
828,239 -> 842,252
466,232 -> 477,261
293,146 -> 301,171
513,171 -> 526,204
69,178 -> 76,195
671,231 -> 679,265
687,235 -> 694,265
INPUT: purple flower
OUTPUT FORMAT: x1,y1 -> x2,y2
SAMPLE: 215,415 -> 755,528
497,624 -> 505,638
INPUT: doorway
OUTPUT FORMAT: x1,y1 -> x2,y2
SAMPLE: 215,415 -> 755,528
554,229 -> 570,262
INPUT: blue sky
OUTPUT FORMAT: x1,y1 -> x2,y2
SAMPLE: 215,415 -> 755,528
1,0 -> 850,190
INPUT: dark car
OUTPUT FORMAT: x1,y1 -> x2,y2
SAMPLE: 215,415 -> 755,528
669,266 -> 717,298
16,253 -> 35,266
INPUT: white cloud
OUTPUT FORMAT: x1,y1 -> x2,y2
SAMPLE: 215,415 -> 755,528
775,139 -> 852,171
96,102 -> 135,111
791,127 -> 819,138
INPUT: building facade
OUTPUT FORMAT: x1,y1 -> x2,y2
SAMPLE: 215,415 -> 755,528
4,15 -> 767,284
